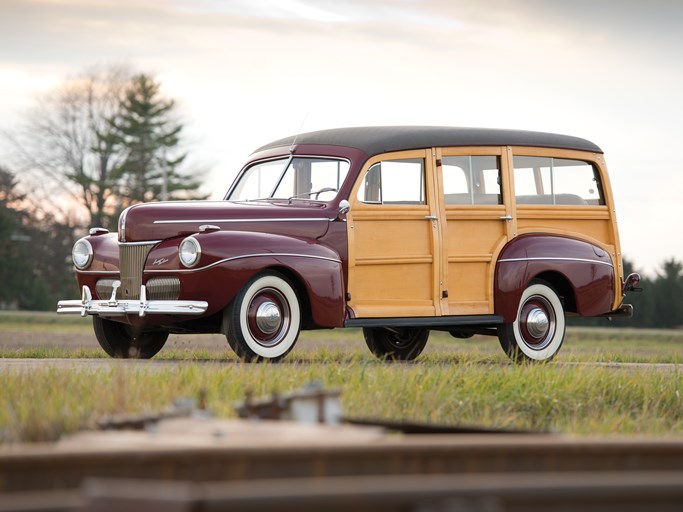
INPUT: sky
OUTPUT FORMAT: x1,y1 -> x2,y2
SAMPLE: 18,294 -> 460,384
1,0 -> 682,275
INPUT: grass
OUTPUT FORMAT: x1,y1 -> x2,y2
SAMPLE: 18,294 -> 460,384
1,311 -> 683,442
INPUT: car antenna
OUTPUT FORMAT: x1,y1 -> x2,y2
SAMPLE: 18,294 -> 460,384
290,112 -> 309,153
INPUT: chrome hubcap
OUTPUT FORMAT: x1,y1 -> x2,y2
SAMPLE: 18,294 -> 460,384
255,301 -> 281,334
519,295 -> 556,350
526,307 -> 549,338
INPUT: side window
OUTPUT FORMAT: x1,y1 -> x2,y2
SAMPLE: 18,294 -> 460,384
357,158 -> 426,204
442,156 -> 502,205
513,156 -> 604,205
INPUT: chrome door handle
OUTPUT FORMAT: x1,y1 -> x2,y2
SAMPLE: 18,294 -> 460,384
500,215 -> 513,221
425,215 -> 438,220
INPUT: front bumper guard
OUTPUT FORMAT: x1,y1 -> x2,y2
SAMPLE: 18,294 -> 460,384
57,281 -> 208,318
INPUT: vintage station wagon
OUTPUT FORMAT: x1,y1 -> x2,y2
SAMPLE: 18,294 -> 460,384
58,126 -> 641,362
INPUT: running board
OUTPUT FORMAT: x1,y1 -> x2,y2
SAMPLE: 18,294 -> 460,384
344,315 -> 504,329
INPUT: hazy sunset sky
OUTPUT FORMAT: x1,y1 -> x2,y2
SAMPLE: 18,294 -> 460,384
1,0 -> 682,274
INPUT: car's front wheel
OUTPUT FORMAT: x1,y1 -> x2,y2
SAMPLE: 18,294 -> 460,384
224,271 -> 301,362
497,280 -> 566,363
92,317 -> 168,359
363,327 -> 429,361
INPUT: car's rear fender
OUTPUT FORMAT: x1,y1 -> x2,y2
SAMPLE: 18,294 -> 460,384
494,234 -> 616,322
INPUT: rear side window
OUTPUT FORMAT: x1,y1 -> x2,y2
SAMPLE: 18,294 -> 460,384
442,156 -> 502,205
513,156 -> 604,205
357,158 -> 426,204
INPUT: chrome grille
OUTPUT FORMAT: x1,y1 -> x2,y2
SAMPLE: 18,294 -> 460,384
95,279 -> 117,300
96,276 -> 180,301
146,277 -> 180,300
119,243 -> 156,300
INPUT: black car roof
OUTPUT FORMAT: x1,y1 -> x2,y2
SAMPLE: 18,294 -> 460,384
255,126 -> 603,155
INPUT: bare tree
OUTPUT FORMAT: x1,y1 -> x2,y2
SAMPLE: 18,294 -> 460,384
11,64 -> 133,229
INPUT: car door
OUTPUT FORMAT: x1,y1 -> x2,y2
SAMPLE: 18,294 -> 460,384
436,146 -> 514,315
346,150 -> 444,318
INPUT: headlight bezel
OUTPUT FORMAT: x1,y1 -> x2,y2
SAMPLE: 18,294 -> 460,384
72,238 -> 93,270
179,236 -> 202,268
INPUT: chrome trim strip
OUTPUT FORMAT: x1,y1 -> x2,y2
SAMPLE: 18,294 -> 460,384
153,218 -> 329,225
144,252 -> 342,274
75,252 -> 342,276
498,256 -> 613,267
118,206 -> 130,242
119,240 -> 162,246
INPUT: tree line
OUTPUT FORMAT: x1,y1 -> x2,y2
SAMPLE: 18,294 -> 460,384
571,258 -> 683,330
1,64 -> 204,309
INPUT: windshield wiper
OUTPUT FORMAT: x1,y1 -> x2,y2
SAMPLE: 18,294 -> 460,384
288,187 -> 337,203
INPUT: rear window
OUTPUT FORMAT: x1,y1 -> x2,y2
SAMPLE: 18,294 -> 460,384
513,156 -> 604,205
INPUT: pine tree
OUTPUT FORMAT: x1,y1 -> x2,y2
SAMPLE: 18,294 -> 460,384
110,74 -> 204,215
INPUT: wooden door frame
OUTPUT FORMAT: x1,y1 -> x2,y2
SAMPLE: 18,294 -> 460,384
435,146 -> 515,314
346,149 -> 443,318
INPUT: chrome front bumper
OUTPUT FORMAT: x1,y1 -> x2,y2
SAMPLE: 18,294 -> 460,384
57,281 -> 208,318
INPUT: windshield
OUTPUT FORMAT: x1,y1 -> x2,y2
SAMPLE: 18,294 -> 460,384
228,157 -> 350,202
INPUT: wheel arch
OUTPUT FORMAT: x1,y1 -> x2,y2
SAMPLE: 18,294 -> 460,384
261,265 -> 314,329
494,234 -> 616,323
533,271 -> 577,313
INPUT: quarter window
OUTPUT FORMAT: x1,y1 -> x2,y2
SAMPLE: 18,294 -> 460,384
442,156 -> 502,205
357,158 -> 426,204
513,156 -> 604,205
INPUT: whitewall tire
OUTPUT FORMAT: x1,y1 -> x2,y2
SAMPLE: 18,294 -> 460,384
498,280 -> 566,363
224,271 -> 301,362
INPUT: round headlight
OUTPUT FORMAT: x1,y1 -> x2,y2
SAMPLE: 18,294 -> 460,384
179,237 -> 201,268
72,238 -> 93,270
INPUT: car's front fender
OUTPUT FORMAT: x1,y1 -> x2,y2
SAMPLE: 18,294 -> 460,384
146,231 -> 345,328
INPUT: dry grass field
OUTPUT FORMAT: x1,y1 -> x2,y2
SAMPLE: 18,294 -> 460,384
1,312 -> 682,443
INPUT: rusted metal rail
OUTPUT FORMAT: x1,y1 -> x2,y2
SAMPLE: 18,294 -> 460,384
3,418 -> 683,511
3,471 -> 683,512
3,432 -> 683,492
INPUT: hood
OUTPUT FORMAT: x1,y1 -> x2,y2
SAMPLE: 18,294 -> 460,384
119,200 -> 332,243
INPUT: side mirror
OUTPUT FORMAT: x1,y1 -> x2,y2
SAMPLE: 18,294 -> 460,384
337,200 -> 350,220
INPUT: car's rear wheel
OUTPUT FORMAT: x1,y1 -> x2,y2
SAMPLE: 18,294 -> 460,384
92,317 -> 168,359
498,280 -> 566,363
224,271 -> 301,362
363,327 -> 429,361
